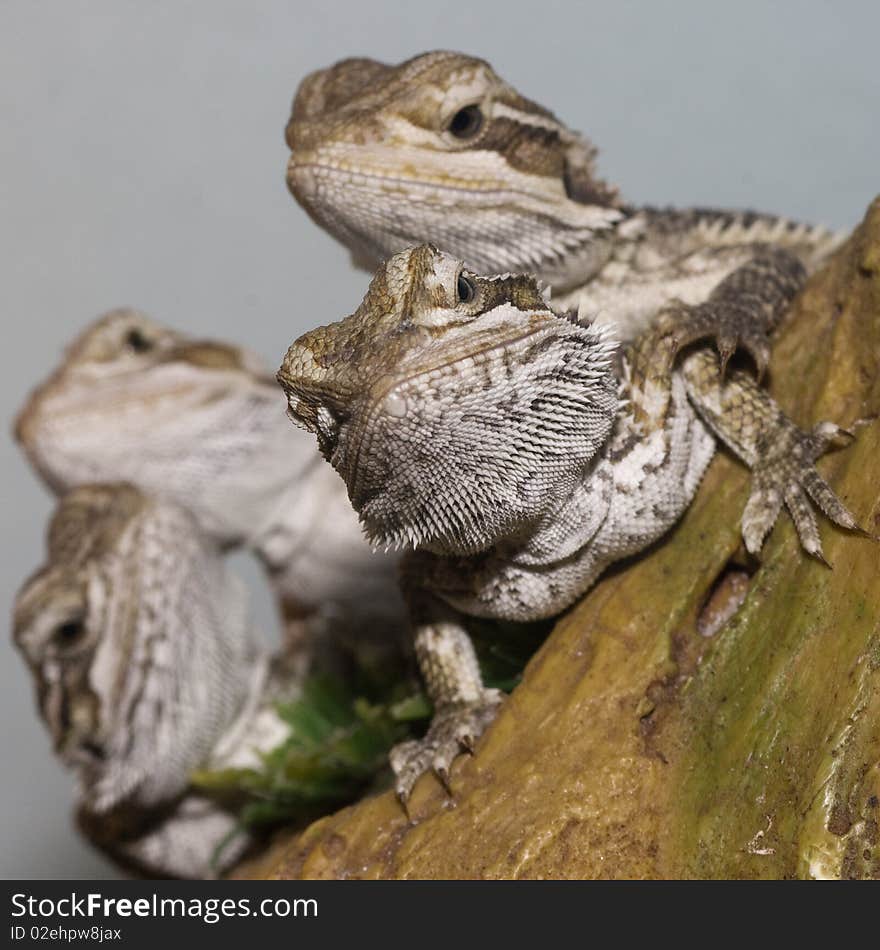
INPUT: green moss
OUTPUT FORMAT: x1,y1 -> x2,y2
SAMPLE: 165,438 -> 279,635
193,617 -> 551,830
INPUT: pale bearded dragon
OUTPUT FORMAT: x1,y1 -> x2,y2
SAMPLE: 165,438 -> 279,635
15,309 -> 406,670
13,483 -> 296,878
277,244 -> 862,803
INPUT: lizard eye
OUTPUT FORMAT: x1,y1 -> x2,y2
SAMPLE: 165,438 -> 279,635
52,618 -> 86,651
125,328 -> 153,353
457,274 -> 477,305
448,104 -> 483,140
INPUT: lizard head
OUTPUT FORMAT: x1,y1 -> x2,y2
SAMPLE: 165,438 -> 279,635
278,244 -> 618,555
12,484 -> 261,812
285,50 -> 623,290
15,308 -> 307,546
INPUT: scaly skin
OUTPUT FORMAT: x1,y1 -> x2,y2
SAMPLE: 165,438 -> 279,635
284,51 -> 856,566
277,245 -> 861,802
14,309 -> 406,671
284,50 -> 842,352
12,483 -> 295,878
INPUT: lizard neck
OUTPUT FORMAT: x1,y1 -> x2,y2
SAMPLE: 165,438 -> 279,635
505,456 -> 616,567
554,205 -> 844,295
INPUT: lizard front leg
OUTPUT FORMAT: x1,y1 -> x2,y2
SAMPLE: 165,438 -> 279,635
662,245 -> 806,376
624,296 -> 862,561
390,585 -> 503,805
680,349 -> 862,559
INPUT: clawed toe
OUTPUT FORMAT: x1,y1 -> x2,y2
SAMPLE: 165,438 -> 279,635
742,418 -> 864,560
708,321 -> 772,379
663,300 -> 772,378
390,690 -> 504,807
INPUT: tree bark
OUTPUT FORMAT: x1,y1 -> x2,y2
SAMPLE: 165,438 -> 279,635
237,198 -> 880,880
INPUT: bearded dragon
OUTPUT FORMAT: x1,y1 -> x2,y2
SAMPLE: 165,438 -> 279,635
277,244 -> 862,803
15,309 -> 405,670
284,50 -> 843,372
13,483 -> 296,878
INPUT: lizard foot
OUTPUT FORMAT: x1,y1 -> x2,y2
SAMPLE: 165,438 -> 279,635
390,689 -> 504,807
742,420 -> 863,560
660,299 -> 772,378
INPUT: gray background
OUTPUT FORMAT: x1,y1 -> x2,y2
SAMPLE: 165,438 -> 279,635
1,0 -> 877,878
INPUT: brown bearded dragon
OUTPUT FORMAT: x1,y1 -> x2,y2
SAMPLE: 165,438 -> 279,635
15,308 -> 406,670
284,50 -> 843,371
277,244 -> 863,803
13,483 -> 296,878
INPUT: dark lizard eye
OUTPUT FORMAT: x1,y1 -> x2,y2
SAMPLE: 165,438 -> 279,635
125,328 -> 153,353
448,104 -> 483,139
457,274 -> 477,304
53,619 -> 86,650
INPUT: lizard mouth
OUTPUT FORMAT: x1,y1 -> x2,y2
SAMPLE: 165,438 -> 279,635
66,738 -> 107,770
288,154 -> 556,202
47,685 -> 106,770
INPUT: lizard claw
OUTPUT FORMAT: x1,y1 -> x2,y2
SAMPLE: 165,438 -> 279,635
389,689 -> 504,806
741,420 -> 863,560
458,732 -> 476,755
663,299 -> 772,379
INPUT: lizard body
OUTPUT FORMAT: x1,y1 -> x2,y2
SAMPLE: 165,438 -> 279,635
13,483 -> 294,877
277,244 -> 861,801
15,310 -> 405,668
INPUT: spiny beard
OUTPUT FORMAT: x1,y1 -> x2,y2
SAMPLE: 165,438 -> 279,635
299,174 -> 622,290
349,322 -> 619,556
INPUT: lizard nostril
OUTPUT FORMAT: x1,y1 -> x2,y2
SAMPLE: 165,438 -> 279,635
80,740 -> 106,761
